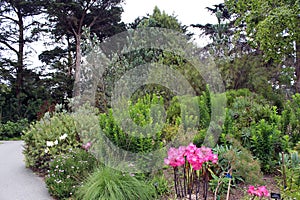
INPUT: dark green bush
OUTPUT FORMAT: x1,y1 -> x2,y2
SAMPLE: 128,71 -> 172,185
0,118 -> 28,139
166,89 -> 211,130
220,91 -> 293,173
249,118 -> 284,172
225,88 -> 252,107
76,166 -> 157,200
45,148 -> 97,199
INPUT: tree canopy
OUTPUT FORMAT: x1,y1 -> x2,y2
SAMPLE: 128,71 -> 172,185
225,0 -> 300,92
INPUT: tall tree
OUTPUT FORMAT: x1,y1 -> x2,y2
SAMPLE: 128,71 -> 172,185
101,6 -> 202,109
192,3 -> 232,50
0,0 -> 43,120
225,0 -> 300,93
192,3 -> 284,101
43,0 -> 125,97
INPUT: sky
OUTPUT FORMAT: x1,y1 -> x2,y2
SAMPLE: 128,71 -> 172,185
121,0 -> 224,46
121,0 -> 224,25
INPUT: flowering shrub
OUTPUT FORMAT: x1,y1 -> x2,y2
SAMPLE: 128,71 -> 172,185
164,143 -> 218,199
23,104 -> 99,174
247,185 -> 269,199
23,112 -> 81,173
45,148 -> 97,199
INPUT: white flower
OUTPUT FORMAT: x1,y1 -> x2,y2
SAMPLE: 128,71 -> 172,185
46,141 -> 54,147
54,140 -> 58,145
45,148 -> 49,153
59,133 -> 68,140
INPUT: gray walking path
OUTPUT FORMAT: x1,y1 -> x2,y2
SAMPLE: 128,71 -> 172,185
0,141 -> 53,200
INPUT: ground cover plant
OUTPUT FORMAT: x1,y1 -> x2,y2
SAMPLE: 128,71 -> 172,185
45,148 -> 97,199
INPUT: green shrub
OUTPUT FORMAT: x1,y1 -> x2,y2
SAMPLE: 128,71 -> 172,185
149,173 -> 169,196
99,94 -> 165,153
193,129 -> 207,147
45,148 -> 97,199
249,118 -> 283,172
76,166 -> 157,200
226,89 -> 252,107
0,118 -> 28,139
22,111 -> 81,173
221,91 -> 291,173
214,136 -> 263,185
281,94 -> 300,147
278,151 -> 300,199
166,91 -> 210,130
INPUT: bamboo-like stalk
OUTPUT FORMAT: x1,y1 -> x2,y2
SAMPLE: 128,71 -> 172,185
226,177 -> 231,200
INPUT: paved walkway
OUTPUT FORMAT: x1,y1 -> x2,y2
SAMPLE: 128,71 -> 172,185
0,141 -> 53,200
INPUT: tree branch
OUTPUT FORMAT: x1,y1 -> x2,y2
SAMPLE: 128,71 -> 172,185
0,39 -> 18,54
0,15 -> 18,23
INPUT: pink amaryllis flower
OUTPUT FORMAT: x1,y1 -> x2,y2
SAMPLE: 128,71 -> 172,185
82,142 -> 92,150
247,185 -> 256,194
248,185 -> 270,197
164,146 -> 186,167
164,143 -> 218,170
257,186 -> 270,197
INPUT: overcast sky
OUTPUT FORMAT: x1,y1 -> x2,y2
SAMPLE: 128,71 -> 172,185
122,0 -> 224,25
121,0 -> 224,46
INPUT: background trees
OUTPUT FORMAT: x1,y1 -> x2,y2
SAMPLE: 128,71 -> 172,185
42,0 -> 126,97
0,0 -> 46,121
0,0 -> 126,123
193,3 -> 289,107
225,0 -> 300,93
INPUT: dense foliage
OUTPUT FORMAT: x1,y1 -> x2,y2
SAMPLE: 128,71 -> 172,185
45,148 -> 97,199
0,119 -> 28,139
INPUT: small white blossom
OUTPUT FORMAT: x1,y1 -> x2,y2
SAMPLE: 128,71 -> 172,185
59,133 -> 68,140
46,141 -> 54,147
45,148 -> 49,153
54,140 -> 58,145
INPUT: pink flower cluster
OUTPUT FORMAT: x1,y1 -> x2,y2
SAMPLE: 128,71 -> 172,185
82,142 -> 92,150
247,185 -> 270,197
164,143 -> 218,170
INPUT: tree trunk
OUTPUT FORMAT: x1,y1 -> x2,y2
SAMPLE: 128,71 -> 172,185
16,10 -> 24,118
295,42 -> 300,93
73,34 -> 82,97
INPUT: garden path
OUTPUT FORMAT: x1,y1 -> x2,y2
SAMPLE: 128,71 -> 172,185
0,141 -> 52,200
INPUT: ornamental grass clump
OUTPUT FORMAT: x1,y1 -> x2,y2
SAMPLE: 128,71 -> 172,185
76,166 -> 157,200
164,143 -> 218,200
